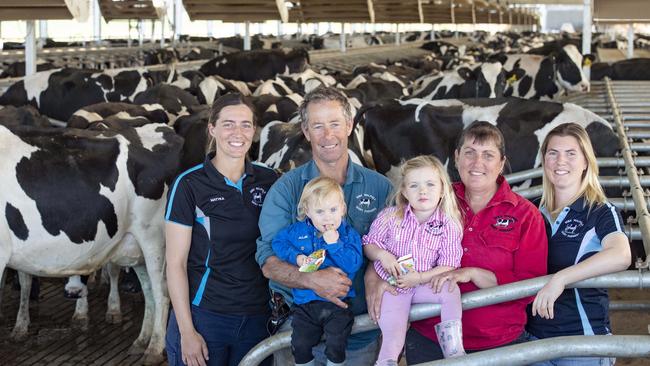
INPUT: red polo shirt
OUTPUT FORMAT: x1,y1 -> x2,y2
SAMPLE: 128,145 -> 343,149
411,177 -> 547,350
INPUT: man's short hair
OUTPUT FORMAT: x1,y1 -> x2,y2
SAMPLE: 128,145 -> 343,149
299,86 -> 353,129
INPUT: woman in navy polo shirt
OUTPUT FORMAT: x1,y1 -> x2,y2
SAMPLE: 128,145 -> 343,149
526,123 -> 631,366
164,93 -> 277,366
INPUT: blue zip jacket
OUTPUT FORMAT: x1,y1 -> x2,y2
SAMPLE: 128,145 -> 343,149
272,219 -> 363,305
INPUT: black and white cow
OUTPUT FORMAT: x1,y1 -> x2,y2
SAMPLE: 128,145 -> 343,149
358,98 -> 618,183
409,62 -> 505,100
196,75 -> 251,104
0,121 -> 183,364
0,68 -> 159,121
68,102 -> 169,128
0,105 -> 51,128
199,48 -> 310,82
590,58 -> 650,81
489,44 -> 593,99
0,61 -> 57,78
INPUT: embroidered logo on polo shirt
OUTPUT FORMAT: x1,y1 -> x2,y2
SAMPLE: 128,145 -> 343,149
425,220 -> 445,236
210,196 -> 225,202
298,235 -> 309,240
355,193 -> 377,213
250,187 -> 267,207
492,215 -> 517,232
561,219 -> 584,238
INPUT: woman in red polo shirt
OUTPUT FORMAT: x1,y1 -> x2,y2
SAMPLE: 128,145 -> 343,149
365,121 -> 548,363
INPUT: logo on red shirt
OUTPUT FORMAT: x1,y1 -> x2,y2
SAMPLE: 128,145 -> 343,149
492,215 -> 517,232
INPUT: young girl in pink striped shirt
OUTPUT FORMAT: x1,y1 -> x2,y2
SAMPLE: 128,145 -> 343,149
363,155 -> 465,365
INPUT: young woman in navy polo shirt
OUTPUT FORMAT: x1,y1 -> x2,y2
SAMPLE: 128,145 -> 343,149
526,123 -> 631,366
164,93 -> 277,366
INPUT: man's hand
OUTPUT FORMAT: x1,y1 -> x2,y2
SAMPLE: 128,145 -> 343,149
323,225 -> 339,244
365,266 -> 397,323
307,267 -> 351,308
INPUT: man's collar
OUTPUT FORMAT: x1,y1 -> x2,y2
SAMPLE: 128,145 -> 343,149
300,157 -> 362,185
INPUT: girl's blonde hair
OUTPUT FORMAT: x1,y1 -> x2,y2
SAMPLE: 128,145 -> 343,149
297,176 -> 346,221
540,122 -> 607,215
390,155 -> 463,231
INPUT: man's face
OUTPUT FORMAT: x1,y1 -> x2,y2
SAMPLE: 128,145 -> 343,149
302,100 -> 353,165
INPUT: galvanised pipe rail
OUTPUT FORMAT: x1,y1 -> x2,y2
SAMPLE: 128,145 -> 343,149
505,157 -> 650,184
238,271 -> 650,366
605,77 -> 650,262
514,176 -> 650,199
420,335 -> 650,365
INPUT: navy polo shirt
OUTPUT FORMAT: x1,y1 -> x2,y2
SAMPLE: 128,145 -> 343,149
165,153 -> 278,315
527,197 -> 626,338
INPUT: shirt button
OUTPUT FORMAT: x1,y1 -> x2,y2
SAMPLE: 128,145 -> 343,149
464,247 -> 469,252
468,227 -> 473,232
300,246 -> 305,250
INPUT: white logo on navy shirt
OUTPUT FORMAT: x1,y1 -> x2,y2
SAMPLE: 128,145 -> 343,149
250,187 -> 267,207
561,219 -> 584,238
210,196 -> 225,202
355,193 -> 377,213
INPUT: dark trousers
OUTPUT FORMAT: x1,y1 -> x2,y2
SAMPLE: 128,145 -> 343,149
291,301 -> 354,364
166,305 -> 272,366
404,327 -> 528,364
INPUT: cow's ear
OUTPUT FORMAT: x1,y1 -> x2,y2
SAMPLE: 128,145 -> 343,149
505,69 -> 526,84
457,67 -> 473,80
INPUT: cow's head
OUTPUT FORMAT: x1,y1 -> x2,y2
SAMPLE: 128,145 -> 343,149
286,48 -> 310,74
457,62 -> 506,98
554,44 -> 591,93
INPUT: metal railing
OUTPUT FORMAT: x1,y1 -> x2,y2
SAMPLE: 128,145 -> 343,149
605,78 -> 650,263
422,335 -> 650,365
238,271 -> 650,366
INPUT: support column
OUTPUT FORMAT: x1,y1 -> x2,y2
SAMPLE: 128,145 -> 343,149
582,0 -> 592,79
244,21 -> 251,50
627,23 -> 635,59
314,23 -> 319,35
161,14 -> 166,47
277,20 -> 283,37
38,20 -> 47,49
340,23 -> 346,53
430,23 -> 435,40
151,20 -> 156,43
174,0 -> 183,41
138,19 -> 144,46
93,0 -> 102,44
395,23 -> 400,45
25,20 -> 37,76
207,20 -> 214,37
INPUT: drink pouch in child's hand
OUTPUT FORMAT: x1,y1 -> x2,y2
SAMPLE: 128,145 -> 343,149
387,254 -> 416,286
299,249 -> 326,273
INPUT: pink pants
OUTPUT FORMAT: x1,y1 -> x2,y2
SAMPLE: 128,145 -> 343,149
376,283 -> 462,363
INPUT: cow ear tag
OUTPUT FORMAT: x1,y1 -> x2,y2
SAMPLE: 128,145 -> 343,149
506,74 -> 518,84
583,58 -> 592,67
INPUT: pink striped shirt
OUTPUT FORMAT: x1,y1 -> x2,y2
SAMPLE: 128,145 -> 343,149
362,205 -> 463,293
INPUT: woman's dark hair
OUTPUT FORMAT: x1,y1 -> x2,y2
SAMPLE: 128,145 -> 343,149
456,121 -> 506,160
208,92 -> 257,126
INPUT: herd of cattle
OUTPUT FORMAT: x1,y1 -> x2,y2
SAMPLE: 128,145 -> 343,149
0,30 -> 643,363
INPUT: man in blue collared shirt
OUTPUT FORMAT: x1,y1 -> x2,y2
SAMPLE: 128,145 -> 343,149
256,87 -> 392,365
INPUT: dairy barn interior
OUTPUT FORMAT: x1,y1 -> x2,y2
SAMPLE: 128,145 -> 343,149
1,0 -> 650,365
